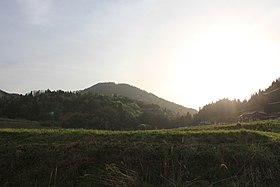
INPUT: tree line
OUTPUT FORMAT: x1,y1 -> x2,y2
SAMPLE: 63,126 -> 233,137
0,90 -> 192,130
0,79 -> 279,128
194,79 -> 280,123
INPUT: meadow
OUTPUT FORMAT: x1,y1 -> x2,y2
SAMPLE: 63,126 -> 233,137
1,120 -> 280,186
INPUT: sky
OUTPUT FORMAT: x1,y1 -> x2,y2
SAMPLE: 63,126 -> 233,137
1,0 -> 280,110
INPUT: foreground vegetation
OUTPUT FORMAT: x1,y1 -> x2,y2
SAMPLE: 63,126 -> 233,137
1,120 -> 280,186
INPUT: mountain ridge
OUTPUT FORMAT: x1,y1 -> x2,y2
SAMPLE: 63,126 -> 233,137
82,82 -> 197,115
0,90 -> 8,97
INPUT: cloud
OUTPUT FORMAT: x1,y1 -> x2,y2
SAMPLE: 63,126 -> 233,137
18,0 -> 53,25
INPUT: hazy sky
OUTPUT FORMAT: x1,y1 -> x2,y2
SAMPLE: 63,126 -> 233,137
1,0 -> 280,109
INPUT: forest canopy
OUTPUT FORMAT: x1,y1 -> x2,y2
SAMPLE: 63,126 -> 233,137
0,90 -> 192,130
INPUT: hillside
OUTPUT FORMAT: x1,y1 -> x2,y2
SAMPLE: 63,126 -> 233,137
0,89 -> 19,98
195,78 -> 280,123
82,82 -> 197,115
0,89 -> 7,97
0,90 -> 195,129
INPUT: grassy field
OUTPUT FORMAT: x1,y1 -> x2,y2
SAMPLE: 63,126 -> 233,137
0,118 -> 43,129
1,120 -> 280,186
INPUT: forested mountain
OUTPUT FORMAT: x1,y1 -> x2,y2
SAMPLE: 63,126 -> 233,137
0,90 -> 19,98
195,78 -> 280,123
0,90 -> 8,97
0,90 -> 193,129
82,82 -> 197,115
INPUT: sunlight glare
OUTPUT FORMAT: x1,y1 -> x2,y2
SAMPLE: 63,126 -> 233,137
171,28 -> 279,109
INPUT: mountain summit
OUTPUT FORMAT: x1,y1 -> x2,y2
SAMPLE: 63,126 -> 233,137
82,82 -> 197,115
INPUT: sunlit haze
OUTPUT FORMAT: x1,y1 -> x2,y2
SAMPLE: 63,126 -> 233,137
1,0 -> 280,110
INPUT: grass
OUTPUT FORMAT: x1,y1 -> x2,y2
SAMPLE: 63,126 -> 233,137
0,120 -> 280,186
187,119 -> 280,133
0,118 -> 42,129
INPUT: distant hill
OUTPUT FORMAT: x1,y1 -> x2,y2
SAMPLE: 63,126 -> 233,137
82,82 -> 197,115
0,89 -> 19,98
195,78 -> 280,123
0,90 -> 8,98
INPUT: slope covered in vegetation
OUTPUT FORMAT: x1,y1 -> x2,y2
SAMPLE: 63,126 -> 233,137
0,89 -> 8,98
194,79 -> 280,123
0,90 -> 193,130
82,82 -> 197,115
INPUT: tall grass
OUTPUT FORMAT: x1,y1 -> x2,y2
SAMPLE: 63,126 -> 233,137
0,120 -> 280,186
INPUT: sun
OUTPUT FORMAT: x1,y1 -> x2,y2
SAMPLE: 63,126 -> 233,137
169,28 -> 279,109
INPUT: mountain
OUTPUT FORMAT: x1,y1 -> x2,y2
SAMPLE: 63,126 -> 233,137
195,78 -> 280,123
0,90 -> 19,98
0,90 -> 8,98
82,82 -> 197,115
